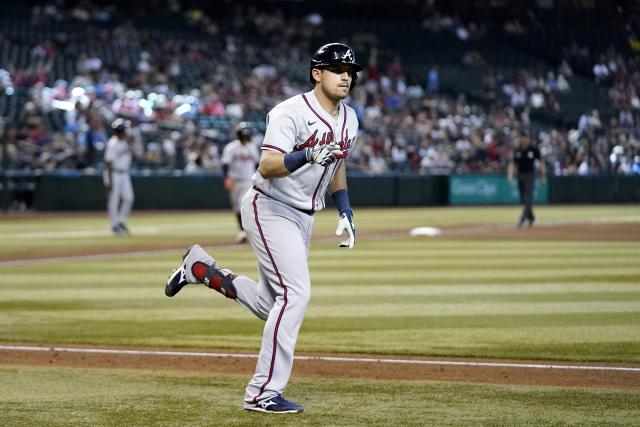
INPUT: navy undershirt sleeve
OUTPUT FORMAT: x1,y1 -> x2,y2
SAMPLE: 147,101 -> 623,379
331,189 -> 352,216
284,150 -> 307,172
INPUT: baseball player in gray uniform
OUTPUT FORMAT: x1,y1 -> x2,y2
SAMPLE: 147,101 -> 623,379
103,118 -> 134,235
222,122 -> 260,243
164,43 -> 361,413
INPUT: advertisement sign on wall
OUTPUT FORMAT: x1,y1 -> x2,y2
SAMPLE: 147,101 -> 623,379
450,175 -> 548,205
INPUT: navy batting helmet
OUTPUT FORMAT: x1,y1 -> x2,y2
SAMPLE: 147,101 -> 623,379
235,122 -> 252,140
111,118 -> 130,133
309,43 -> 363,90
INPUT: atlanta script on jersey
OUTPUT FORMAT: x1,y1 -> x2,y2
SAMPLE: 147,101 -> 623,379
253,90 -> 359,212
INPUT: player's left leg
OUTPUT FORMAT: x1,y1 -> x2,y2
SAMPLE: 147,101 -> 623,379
164,244 -> 274,320
242,192 -> 312,408
233,180 -> 252,243
117,174 -> 134,232
523,172 -> 535,226
517,175 -> 527,227
108,174 -> 123,234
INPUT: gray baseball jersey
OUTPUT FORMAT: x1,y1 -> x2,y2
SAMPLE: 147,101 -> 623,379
221,139 -> 259,212
229,90 -> 359,404
253,89 -> 359,211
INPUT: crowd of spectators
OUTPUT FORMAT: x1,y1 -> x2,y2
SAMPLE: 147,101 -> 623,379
0,1 -> 639,177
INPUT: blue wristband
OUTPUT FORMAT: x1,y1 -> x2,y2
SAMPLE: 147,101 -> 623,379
222,164 -> 229,177
284,150 -> 308,172
331,189 -> 352,216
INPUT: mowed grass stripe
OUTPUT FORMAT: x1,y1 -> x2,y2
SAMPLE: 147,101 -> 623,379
298,330 -> 640,361
2,300 -> 639,322
2,239 -> 638,265
0,260 -> 640,278
3,291 -> 639,312
2,281 -> 639,300
311,271 -> 640,285
4,255 -> 639,274
2,311 -> 638,334
2,246 -> 638,285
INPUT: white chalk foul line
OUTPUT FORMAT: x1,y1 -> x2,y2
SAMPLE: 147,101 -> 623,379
1,345 -> 639,373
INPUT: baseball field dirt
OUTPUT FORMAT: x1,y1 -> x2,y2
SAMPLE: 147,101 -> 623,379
1,343 -> 639,389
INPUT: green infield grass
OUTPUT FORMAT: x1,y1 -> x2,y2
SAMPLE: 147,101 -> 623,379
1,206 -> 639,361
1,206 -> 639,425
0,204 -> 638,259
1,366 -> 638,426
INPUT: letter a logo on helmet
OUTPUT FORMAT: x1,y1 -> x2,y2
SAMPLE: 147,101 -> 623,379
309,43 -> 363,91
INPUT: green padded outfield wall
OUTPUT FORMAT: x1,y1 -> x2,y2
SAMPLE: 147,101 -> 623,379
132,173 -> 229,209
30,173 -> 640,210
395,174 -> 449,206
324,174 -> 448,208
33,173 -> 449,210
34,172 -> 231,211
34,173 -> 106,210
549,175 -> 640,203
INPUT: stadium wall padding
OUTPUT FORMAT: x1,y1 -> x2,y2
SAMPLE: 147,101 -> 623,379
395,175 -> 449,206
30,173 -> 640,210
34,172 -> 231,211
548,175 -> 640,203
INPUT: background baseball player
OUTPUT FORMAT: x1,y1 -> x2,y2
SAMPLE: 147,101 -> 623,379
164,42 -> 361,413
508,131 -> 546,227
221,122 -> 260,243
103,118 -> 134,235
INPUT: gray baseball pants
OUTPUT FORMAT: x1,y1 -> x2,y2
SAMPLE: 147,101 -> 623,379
107,172 -> 133,228
229,178 -> 252,213
228,188 -> 314,404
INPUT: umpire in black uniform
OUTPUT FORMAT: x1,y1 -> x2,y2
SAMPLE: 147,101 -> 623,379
508,132 -> 546,227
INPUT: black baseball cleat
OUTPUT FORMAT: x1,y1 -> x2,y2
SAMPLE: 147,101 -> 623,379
118,223 -> 131,234
165,245 -> 216,297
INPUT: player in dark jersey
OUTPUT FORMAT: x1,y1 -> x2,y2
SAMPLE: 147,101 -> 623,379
508,132 -> 546,227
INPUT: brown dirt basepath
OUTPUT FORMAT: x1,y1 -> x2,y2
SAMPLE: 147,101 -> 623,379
1,344 -> 639,389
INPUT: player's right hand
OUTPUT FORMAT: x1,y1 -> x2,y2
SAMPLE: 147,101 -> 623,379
224,177 -> 234,191
336,212 -> 356,249
305,144 -> 342,166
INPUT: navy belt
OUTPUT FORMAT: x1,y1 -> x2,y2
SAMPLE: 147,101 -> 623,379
252,186 -> 314,216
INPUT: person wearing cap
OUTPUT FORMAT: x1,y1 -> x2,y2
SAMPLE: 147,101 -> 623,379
104,118 -> 134,235
221,122 -> 260,243
508,131 -> 546,227
163,42 -> 362,413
